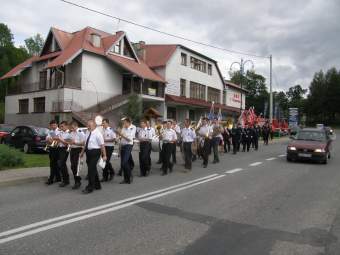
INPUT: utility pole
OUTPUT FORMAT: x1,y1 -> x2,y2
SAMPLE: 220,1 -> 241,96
269,55 -> 273,124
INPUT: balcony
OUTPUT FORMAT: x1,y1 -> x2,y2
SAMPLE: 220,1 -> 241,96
122,76 -> 165,98
7,78 -> 82,95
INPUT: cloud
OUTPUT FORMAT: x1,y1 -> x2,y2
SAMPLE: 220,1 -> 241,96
1,0 -> 339,92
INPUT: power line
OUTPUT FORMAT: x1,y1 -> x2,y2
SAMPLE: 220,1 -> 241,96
59,0 -> 269,59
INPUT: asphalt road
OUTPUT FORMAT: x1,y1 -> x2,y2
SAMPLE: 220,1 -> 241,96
1,136 -> 340,255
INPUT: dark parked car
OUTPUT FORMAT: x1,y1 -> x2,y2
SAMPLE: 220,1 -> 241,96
3,125 -> 49,153
0,124 -> 15,143
287,128 -> 333,164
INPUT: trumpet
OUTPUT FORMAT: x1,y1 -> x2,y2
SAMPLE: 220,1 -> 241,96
44,140 -> 58,151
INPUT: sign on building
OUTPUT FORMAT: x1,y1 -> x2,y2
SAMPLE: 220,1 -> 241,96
288,108 -> 299,127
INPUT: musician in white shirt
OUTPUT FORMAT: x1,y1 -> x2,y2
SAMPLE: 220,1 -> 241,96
57,121 -> 72,187
171,120 -> 181,164
160,120 -> 177,175
146,121 -> 155,168
137,120 -> 152,177
181,118 -> 196,171
115,117 -> 136,184
80,120 -> 107,194
198,117 -> 213,168
69,121 -> 85,189
101,118 -> 116,182
45,120 -> 61,185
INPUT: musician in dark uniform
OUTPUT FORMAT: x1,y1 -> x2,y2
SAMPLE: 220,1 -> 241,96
45,120 -> 61,185
101,119 -> 116,182
69,121 -> 85,189
223,125 -> 231,153
57,121 -> 72,187
161,120 -> 177,175
80,120 -> 107,194
198,117 -> 212,168
137,120 -> 152,177
231,124 -> 241,154
262,123 -> 270,145
181,118 -> 196,171
252,124 -> 260,150
241,124 -> 252,152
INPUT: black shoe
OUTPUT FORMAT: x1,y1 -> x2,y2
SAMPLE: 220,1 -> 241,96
82,189 -> 93,194
120,181 -> 128,184
72,183 -> 81,190
95,185 -> 102,190
108,173 -> 114,181
59,182 -> 69,187
55,179 -> 61,183
203,165 -> 207,168
100,177 -> 108,182
118,170 -> 122,176
161,172 -> 167,176
45,180 -> 53,185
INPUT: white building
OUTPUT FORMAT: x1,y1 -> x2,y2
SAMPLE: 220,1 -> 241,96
1,26 -> 246,126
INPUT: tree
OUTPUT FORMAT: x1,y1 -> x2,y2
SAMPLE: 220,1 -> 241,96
123,94 -> 142,124
24,34 -> 44,56
230,70 -> 269,115
0,23 -> 13,47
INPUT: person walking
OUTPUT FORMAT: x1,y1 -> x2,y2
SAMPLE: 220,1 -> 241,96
181,118 -> 196,171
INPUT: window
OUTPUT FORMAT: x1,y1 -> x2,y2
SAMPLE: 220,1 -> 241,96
207,87 -> 221,103
181,53 -> 187,66
167,107 -> 176,120
39,71 -> 47,90
55,70 -> 63,87
33,97 -> 45,113
208,64 -> 212,75
180,79 -> 186,97
223,90 -> 226,105
18,99 -> 29,114
190,81 -> 206,100
190,57 -> 207,73
114,40 -> 121,54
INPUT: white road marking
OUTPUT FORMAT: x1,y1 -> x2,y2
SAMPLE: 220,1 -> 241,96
249,162 -> 263,167
266,157 -> 277,161
225,168 -> 244,174
0,174 -> 225,244
278,154 -> 286,157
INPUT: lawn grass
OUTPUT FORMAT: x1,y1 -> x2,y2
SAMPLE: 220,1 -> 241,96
0,144 -> 49,170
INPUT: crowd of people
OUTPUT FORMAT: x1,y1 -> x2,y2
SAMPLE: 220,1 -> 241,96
45,117 -> 274,194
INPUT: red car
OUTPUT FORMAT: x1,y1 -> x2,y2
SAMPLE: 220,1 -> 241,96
287,128 -> 333,164
0,124 -> 15,144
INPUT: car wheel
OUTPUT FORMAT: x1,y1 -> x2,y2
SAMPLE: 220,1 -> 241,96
286,156 -> 292,162
23,143 -> 32,154
322,154 -> 328,164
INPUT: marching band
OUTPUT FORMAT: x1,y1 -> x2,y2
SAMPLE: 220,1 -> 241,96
44,115 -> 271,194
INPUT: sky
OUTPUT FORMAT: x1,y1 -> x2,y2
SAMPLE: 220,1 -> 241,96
1,0 -> 339,92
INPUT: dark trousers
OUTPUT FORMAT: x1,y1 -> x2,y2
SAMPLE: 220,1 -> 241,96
70,148 -> 82,184
121,145 -> 133,183
58,147 -> 69,183
263,134 -> 269,145
162,143 -> 173,174
254,137 -> 259,150
139,142 -> 151,176
158,143 -> 163,163
183,142 -> 193,170
202,139 -> 211,166
232,138 -> 240,154
242,139 -> 251,152
103,146 -> 115,179
85,149 -> 101,191
48,148 -> 60,182
171,143 -> 177,163
224,138 -> 231,152
212,137 -> 220,162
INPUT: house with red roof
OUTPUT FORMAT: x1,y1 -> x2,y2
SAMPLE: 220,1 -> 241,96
139,43 -> 247,122
1,27 -> 166,126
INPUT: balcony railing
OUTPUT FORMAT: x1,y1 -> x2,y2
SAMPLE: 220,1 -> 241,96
7,78 -> 82,95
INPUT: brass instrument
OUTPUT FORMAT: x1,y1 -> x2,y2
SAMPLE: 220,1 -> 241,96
44,140 -> 59,151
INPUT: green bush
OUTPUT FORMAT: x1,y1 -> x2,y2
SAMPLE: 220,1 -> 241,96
0,144 -> 24,170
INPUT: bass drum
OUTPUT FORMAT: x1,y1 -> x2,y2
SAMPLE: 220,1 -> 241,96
151,136 -> 161,152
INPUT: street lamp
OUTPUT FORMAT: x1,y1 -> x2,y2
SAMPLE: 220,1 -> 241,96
229,58 -> 254,112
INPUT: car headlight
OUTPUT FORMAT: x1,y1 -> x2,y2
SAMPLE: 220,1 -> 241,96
314,148 -> 325,153
288,146 -> 297,151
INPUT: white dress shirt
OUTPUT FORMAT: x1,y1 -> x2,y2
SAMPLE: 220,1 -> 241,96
137,128 -> 150,142
181,127 -> 196,142
46,128 -> 60,140
146,127 -> 156,139
70,128 -> 86,148
173,125 -> 181,134
120,124 -> 136,145
84,128 -> 104,150
103,127 -> 116,147
162,128 -> 177,143
198,125 -> 212,138
58,130 -> 72,148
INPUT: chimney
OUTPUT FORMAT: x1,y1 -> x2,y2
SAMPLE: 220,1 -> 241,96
133,41 -> 146,61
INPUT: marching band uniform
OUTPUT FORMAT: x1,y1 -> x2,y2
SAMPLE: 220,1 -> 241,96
231,126 -> 241,154
84,128 -> 104,192
58,130 -> 71,186
211,123 -> 222,163
102,127 -> 116,181
198,124 -> 212,168
69,128 -> 85,189
161,128 -> 177,175
172,124 -> 181,164
146,126 -> 155,167
241,127 -> 252,152
181,126 -> 196,170
223,127 -> 231,153
138,127 -> 152,176
252,125 -> 260,150
46,128 -> 61,184
120,124 -> 136,184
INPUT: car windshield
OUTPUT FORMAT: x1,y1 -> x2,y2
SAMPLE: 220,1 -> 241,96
296,131 -> 326,141
34,127 -> 49,136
